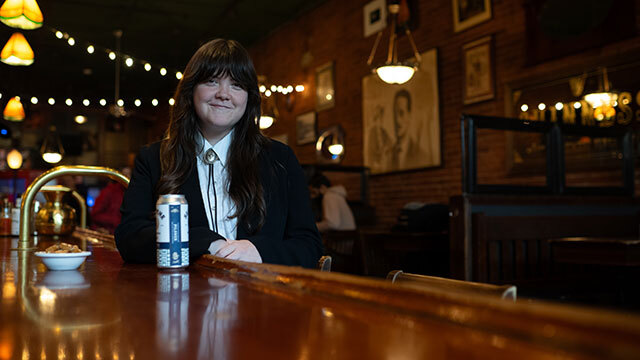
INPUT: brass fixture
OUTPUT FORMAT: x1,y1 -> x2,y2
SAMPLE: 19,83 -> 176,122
18,165 -> 129,250
34,185 -> 88,236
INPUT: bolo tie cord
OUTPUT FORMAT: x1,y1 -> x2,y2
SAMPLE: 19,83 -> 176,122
206,161 -> 219,233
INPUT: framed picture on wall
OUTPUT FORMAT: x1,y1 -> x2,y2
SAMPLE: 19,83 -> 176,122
363,0 -> 387,37
362,48 -> 442,175
296,111 -> 316,145
315,61 -> 335,111
462,35 -> 494,105
452,0 -> 492,33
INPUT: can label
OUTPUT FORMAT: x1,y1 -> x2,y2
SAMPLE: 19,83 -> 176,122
156,198 -> 189,268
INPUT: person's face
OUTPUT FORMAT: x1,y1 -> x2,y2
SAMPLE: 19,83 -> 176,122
194,74 -> 248,143
394,96 -> 410,140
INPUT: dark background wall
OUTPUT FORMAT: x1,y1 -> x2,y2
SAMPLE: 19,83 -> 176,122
248,0 -> 640,229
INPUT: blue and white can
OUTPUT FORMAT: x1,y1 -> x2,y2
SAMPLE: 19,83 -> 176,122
156,194 -> 189,268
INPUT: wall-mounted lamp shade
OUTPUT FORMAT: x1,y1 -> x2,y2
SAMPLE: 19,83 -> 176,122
6,148 -> 22,169
0,0 -> 42,29
0,32 -> 34,65
41,125 -> 64,164
3,96 -> 25,121
258,116 -> 274,130
259,92 -> 279,130
316,125 -> 345,164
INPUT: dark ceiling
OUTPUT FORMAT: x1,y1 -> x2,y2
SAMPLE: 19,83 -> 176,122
0,0 -> 326,109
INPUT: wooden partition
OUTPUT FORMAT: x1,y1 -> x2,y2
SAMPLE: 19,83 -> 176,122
472,213 -> 638,284
450,194 -> 640,282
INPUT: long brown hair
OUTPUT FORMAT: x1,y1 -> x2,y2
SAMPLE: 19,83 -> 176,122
157,39 -> 268,233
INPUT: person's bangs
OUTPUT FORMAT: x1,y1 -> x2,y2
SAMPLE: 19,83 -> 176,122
193,48 -> 255,90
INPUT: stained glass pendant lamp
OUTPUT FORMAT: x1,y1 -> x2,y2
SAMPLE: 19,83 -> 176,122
0,0 -> 43,30
3,96 -> 25,121
0,32 -> 34,65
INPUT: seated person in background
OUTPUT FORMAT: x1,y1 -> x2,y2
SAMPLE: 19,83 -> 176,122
309,173 -> 356,232
91,167 -> 131,234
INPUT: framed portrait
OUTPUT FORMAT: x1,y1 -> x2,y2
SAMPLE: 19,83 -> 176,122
462,35 -> 494,105
296,111 -> 316,145
363,0 -> 387,38
362,48 -> 441,175
315,61 -> 335,111
452,0 -> 492,33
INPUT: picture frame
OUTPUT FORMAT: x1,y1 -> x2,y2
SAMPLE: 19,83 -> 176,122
296,111 -> 317,145
462,35 -> 494,105
315,61 -> 335,111
452,0 -> 492,33
362,48 -> 441,174
363,0 -> 387,38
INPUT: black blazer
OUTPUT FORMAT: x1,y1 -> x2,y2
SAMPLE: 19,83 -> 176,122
114,140 -> 323,269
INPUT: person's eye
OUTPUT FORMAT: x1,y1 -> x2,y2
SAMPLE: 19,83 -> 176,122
207,78 -> 219,85
231,83 -> 243,90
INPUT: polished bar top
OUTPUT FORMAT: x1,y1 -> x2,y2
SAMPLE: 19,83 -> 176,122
2,229 -> 640,359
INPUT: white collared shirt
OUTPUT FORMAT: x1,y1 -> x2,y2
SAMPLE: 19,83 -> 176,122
196,130 -> 238,246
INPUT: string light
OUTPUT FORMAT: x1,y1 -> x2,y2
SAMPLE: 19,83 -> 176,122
108,51 -> 116,60
65,98 -> 72,106
144,63 -> 151,71
168,98 -> 175,106
55,31 -> 62,39
134,99 -> 141,107
151,99 -> 158,106
82,99 -> 90,106
159,68 -> 167,76
125,57 -> 133,67
48,98 -> 54,105
30,96 -> 38,104
117,99 -> 124,107
86,45 -> 94,54
175,71 -> 182,80
99,99 -> 106,106
67,37 -> 75,46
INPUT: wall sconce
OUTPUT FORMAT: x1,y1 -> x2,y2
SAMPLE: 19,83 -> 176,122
366,2 -> 421,84
315,125 -> 345,164
583,67 -> 617,122
0,32 -> 34,65
3,96 -> 25,121
258,91 -> 279,130
0,0 -> 43,29
41,125 -> 65,164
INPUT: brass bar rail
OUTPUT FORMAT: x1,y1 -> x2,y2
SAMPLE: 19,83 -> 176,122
18,166 -> 130,250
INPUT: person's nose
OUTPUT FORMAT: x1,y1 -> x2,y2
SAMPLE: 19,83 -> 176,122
215,83 -> 231,100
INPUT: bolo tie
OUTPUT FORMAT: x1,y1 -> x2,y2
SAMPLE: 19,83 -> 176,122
204,148 -> 219,233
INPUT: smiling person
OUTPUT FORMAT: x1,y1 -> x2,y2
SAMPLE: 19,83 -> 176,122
115,39 -> 323,268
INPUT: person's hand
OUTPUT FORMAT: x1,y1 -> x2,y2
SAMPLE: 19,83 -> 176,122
214,240 -> 262,263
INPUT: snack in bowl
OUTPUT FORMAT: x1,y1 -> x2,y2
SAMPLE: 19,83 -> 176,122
44,243 -> 83,253
35,243 -> 91,271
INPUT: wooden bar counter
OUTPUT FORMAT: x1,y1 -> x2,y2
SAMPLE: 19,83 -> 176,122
2,229 -> 640,359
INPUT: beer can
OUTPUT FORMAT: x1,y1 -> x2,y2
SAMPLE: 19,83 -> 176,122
156,194 -> 189,268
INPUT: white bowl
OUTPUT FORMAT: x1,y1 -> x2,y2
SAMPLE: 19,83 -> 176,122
35,251 -> 91,271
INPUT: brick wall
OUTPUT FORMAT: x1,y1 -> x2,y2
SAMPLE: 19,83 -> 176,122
250,0 -> 640,229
